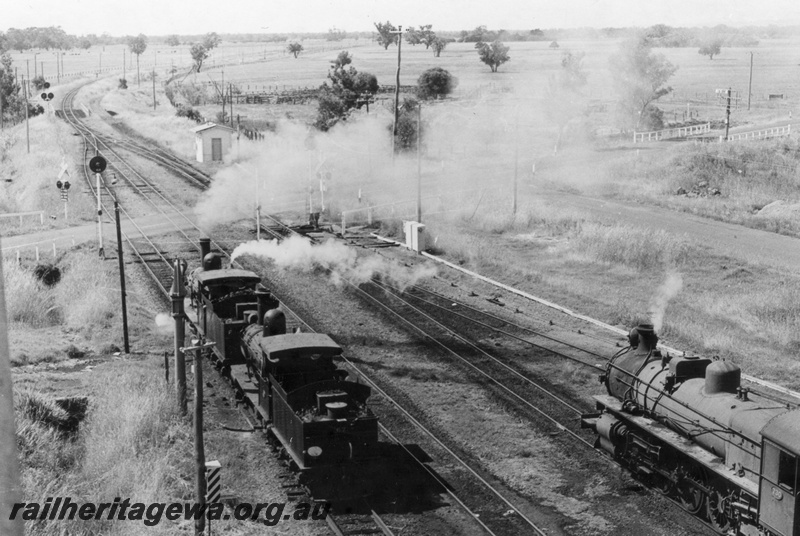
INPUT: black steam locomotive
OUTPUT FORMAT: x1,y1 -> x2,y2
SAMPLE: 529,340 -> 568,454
186,239 -> 378,475
582,324 -> 800,536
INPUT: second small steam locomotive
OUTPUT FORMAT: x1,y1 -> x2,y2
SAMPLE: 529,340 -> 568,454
187,238 -> 379,475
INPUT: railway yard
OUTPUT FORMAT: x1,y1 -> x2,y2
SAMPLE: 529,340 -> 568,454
4,33 -> 800,536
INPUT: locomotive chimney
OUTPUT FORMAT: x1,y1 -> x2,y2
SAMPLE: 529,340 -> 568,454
630,324 -> 659,355
199,238 -> 211,263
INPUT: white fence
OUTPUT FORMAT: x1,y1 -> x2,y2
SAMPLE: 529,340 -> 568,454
0,211 -> 44,227
723,124 -> 792,142
633,123 -> 711,143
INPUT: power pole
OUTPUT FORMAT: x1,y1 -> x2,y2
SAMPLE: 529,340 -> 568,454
23,77 -> 29,154
152,69 -> 156,110
390,26 -> 404,155
724,87 -> 732,141
123,49 -> 126,83
0,242 -> 24,536
96,166 -> 105,258
747,52 -> 753,111
416,103 -> 422,222
512,115 -> 519,215
229,83 -> 234,128
114,202 -> 130,354
170,259 -> 187,414
180,341 -> 215,536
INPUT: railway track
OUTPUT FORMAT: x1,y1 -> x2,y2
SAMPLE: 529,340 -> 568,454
60,83 -> 551,535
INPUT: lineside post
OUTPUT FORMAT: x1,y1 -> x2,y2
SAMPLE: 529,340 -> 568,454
180,341 -> 215,536
96,171 -> 104,258
114,202 -> 130,353
0,241 -> 24,535
171,259 -> 187,414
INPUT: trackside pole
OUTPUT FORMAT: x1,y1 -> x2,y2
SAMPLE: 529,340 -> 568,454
114,202 -> 130,353
180,340 -> 215,536
96,172 -> 104,258
171,259 -> 187,414
0,242 -> 24,536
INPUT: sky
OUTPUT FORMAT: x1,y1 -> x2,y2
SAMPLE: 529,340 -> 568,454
5,0 -> 800,36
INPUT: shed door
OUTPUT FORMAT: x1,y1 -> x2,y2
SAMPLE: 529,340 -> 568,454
211,138 -> 223,161
760,440 -> 799,536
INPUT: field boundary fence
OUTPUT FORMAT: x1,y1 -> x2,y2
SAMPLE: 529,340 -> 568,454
723,124 -> 792,142
0,211 -> 44,227
633,123 -> 710,143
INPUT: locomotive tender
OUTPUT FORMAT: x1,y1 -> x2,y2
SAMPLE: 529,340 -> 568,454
582,324 -> 800,536
187,238 -> 379,474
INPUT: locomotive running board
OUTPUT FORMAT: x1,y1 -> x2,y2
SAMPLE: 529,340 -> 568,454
593,395 -> 759,497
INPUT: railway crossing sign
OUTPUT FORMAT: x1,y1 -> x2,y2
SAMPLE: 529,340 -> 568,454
89,156 -> 107,173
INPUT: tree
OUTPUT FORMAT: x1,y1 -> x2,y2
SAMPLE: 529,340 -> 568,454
476,40 -> 510,72
190,43 -> 208,72
405,27 -> 421,46
79,38 -> 92,50
314,59 -> 379,131
202,32 -> 221,51
609,36 -> 677,130
331,51 -> 352,69
418,25 -> 436,49
549,40 -> 560,49
393,97 -> 422,151
287,42 -> 304,58
417,67 -> 457,100
374,21 -> 398,50
698,40 -> 722,60
545,51 -> 589,154
327,28 -> 346,41
431,37 -> 447,57
165,35 -> 180,47
0,54 -> 25,125
128,34 -> 148,86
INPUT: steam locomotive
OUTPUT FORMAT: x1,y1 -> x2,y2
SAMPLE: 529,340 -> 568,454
186,238 -> 379,477
582,324 -> 800,536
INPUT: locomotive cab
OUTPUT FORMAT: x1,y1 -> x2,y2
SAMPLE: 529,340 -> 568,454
759,409 -> 800,536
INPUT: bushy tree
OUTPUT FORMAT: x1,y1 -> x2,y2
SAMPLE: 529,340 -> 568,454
327,28 -> 346,41
431,37 -> 448,57
374,21 -> 398,49
202,32 -> 221,51
417,67 -> 457,100
476,40 -> 510,72
418,25 -> 436,49
405,27 -> 421,46
165,35 -> 180,47
128,34 -> 148,85
287,42 -> 304,58
393,98 -> 422,151
609,36 -> 677,130
314,58 -> 378,130
31,75 -> 47,90
698,40 -> 722,60
0,54 -> 25,125
190,43 -> 208,72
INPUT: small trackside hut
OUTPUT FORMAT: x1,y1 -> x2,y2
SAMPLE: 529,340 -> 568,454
192,122 -> 234,163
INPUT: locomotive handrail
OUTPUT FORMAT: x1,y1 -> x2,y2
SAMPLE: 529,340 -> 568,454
605,360 -> 762,448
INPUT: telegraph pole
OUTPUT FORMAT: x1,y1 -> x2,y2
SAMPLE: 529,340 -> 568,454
152,69 -> 157,110
724,87 -> 732,141
0,243 -> 24,536
23,76 -> 29,154
512,115 -> 519,215
390,26 -> 404,155
114,202 -> 130,354
747,52 -> 754,111
170,259 -> 187,414
416,103 -> 422,222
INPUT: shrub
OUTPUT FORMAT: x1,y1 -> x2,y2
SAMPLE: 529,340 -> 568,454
417,67 -> 457,100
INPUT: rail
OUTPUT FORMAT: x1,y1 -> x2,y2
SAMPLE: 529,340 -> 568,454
722,124 -> 791,141
633,123 -> 710,143
0,211 -> 44,226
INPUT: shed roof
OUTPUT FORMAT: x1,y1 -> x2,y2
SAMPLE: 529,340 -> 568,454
192,122 -> 236,134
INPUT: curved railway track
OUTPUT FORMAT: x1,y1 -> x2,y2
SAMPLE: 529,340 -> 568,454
59,83 -> 553,536
59,80 -> 719,535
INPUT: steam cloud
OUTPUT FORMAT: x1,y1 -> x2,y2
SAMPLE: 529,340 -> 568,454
232,235 -> 437,290
650,271 -> 683,332
154,312 -> 174,334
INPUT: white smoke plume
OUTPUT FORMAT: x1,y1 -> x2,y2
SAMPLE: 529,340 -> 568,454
650,271 -> 683,333
232,235 -> 437,291
154,312 -> 174,334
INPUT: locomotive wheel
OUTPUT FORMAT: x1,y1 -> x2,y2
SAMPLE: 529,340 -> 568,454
655,471 -> 676,497
677,467 -> 706,515
706,488 -> 733,534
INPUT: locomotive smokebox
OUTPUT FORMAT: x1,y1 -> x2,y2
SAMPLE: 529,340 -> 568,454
199,237 -> 211,263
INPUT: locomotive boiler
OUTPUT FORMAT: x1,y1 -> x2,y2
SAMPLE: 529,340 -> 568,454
582,324 -> 800,536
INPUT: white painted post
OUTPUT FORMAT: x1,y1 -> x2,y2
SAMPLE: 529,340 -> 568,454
52,241 -> 56,257
35,247 -> 39,262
